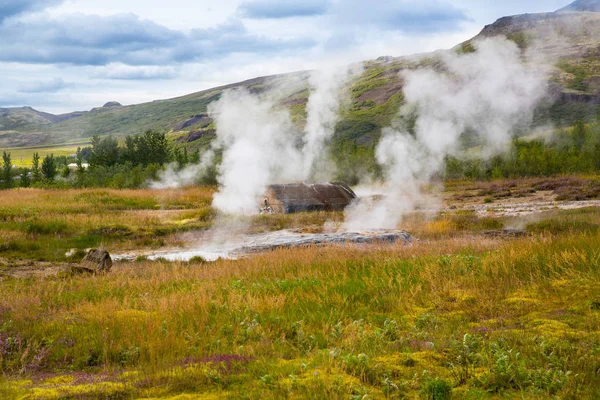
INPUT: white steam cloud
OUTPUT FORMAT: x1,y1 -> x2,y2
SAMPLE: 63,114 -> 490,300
344,37 -> 549,230
208,66 -> 356,215
150,36 -> 549,232
149,163 -> 205,189
302,67 -> 357,180
208,89 -> 303,215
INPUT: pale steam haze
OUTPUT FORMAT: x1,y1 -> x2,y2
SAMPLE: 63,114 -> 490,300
302,66 -> 358,180
208,89 -> 303,215
150,163 -> 206,189
344,37 -> 549,230
2,0 -> 566,226
207,65 -> 355,215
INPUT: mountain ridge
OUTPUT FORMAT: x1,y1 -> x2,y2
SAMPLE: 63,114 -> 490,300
558,0 -> 600,12
1,1 -> 600,149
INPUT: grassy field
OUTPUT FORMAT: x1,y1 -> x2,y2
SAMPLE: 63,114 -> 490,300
1,183 -> 600,398
1,142 -> 90,167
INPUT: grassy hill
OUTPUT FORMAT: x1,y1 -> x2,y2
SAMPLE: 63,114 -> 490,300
1,2 -> 599,153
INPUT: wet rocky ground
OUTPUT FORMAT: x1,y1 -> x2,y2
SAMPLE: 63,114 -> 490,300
115,230 -> 415,262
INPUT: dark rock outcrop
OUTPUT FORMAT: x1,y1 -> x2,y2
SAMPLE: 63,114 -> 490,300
103,101 -> 122,108
172,114 -> 213,131
175,129 -> 216,143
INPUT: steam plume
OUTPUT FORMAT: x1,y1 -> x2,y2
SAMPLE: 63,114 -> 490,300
344,37 -> 548,230
149,163 -> 205,189
208,66 -> 356,215
302,67 -> 358,180
208,88 -> 303,215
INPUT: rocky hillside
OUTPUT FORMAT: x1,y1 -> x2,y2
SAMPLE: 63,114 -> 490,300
1,0 -> 599,149
559,0 -> 600,12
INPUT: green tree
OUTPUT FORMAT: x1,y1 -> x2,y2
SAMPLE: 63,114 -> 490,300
32,152 -> 41,182
20,169 -> 31,188
61,165 -> 71,179
41,154 -> 57,182
572,120 -> 587,151
76,147 -> 85,174
141,130 -> 170,166
191,150 -> 200,164
122,136 -> 138,165
90,135 -> 120,167
73,147 -> 86,187
2,151 -> 12,188
174,148 -> 183,169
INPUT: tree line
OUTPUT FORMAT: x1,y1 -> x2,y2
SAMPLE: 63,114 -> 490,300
444,121 -> 600,180
1,130 -> 201,189
2,122 -> 600,190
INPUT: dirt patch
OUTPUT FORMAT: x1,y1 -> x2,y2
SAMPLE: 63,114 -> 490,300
356,80 -> 404,105
0,258 -> 72,279
175,129 -> 216,144
443,176 -> 600,212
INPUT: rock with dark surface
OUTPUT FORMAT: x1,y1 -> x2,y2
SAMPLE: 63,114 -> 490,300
172,113 -> 213,131
264,183 -> 357,214
103,101 -> 122,108
175,129 -> 216,143
76,248 -> 113,273
241,230 -> 414,253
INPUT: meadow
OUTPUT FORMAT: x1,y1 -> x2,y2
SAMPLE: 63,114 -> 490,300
0,183 -> 599,399
0,142 -> 90,167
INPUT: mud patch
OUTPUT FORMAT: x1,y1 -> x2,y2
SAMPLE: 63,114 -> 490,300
463,200 -> 600,217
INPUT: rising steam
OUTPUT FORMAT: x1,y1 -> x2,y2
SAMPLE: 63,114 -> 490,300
149,163 -> 205,189
302,67 -> 358,180
344,37 -> 548,230
207,66 -> 356,215
207,89 -> 303,215
150,36 -> 549,231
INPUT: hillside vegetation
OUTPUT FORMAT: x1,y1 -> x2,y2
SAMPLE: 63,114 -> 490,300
2,6 -> 600,154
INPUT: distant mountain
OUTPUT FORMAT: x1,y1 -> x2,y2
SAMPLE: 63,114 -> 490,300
558,0 -> 600,12
464,8 -> 600,104
0,74 -> 310,148
1,1 -> 600,150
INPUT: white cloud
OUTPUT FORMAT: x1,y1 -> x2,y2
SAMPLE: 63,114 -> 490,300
238,0 -> 331,19
0,0 -> 570,113
18,77 -> 68,93
95,64 -> 179,80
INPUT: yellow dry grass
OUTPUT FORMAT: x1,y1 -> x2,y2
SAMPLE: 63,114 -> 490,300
1,186 -> 600,398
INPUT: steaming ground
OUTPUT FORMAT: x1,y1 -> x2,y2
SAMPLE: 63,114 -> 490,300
148,36 -> 553,247
343,37 -> 549,231
111,192 -> 600,263
114,229 -> 414,262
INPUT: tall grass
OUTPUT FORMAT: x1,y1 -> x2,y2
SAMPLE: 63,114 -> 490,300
1,228 -> 600,398
0,188 -> 215,260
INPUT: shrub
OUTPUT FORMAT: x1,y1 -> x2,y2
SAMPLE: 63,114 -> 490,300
188,256 -> 207,264
421,377 -> 452,400
25,220 -> 69,235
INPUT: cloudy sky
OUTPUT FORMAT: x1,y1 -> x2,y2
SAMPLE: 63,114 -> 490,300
0,0 -> 569,113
